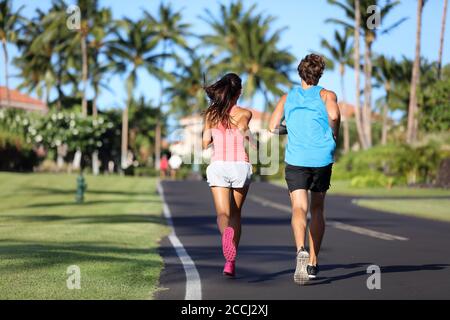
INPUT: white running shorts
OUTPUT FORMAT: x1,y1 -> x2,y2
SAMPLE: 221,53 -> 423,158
206,161 -> 252,188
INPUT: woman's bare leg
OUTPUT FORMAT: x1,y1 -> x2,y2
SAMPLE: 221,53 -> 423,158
210,187 -> 231,234
230,186 -> 249,247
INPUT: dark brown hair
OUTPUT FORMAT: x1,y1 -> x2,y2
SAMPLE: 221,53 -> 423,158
297,54 -> 325,85
203,73 -> 242,128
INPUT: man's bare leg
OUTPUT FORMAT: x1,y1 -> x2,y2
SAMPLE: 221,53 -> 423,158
308,191 -> 326,266
289,189 -> 309,251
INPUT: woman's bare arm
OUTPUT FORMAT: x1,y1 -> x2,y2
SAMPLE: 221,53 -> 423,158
202,115 -> 213,149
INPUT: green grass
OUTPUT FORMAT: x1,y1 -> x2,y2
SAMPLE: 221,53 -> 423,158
354,199 -> 450,222
329,180 -> 450,197
0,172 -> 169,299
271,179 -> 450,198
270,179 -> 450,222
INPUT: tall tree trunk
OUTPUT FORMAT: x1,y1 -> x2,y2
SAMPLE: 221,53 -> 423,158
407,0 -> 424,144
92,84 -> 98,117
340,65 -> 350,153
92,84 -> 99,175
363,37 -> 373,148
121,103 -> 129,169
381,83 -> 390,145
81,35 -> 88,117
438,0 -> 448,79
155,122 -> 161,170
2,39 -> 11,107
353,0 -> 367,149
155,41 -> 167,170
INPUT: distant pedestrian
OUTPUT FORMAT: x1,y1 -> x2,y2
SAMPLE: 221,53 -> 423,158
269,54 -> 340,284
160,154 -> 169,179
169,154 -> 182,180
202,73 -> 255,277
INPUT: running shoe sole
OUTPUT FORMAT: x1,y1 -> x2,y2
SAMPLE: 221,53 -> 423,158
294,250 -> 310,285
222,227 -> 236,262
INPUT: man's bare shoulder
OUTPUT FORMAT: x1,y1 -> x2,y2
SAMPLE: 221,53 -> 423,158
320,89 -> 338,102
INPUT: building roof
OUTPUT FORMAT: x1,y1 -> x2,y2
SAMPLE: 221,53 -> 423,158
0,86 -> 48,113
180,107 -> 270,121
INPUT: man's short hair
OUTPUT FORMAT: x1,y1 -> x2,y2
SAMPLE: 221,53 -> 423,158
297,54 -> 326,85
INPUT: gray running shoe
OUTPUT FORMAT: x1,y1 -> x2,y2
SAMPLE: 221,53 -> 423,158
294,247 -> 310,285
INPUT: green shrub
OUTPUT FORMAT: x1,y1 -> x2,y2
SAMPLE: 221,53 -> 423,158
350,173 -> 395,188
334,142 -> 444,186
0,130 -> 40,172
133,166 -> 158,177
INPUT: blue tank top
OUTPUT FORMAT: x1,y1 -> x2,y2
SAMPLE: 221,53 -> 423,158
284,85 -> 336,167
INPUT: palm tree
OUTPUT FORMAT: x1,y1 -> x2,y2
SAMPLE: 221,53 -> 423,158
110,18 -> 165,169
352,0 -> 366,149
0,0 -> 24,107
438,0 -> 448,79
374,55 -> 397,145
166,54 -> 210,117
28,0 -> 76,109
327,0 -> 406,148
406,0 -> 425,144
14,9 -> 55,104
202,0 -> 294,116
89,7 -> 113,117
73,0 -> 102,117
144,3 -> 190,170
321,30 -> 353,153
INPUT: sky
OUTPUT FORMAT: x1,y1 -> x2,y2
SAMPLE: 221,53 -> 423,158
2,0 -> 449,119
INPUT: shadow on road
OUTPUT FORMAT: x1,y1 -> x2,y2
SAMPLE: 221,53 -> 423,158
308,264 -> 450,286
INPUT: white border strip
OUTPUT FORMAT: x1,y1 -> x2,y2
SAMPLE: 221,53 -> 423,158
157,182 -> 202,300
249,194 -> 409,241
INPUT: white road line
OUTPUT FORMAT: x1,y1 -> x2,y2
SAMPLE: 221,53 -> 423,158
157,182 -> 202,300
248,194 -> 409,241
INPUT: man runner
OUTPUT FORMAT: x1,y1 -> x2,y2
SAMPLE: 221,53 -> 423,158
269,54 -> 340,284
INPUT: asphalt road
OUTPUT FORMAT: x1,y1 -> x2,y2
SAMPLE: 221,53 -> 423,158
156,181 -> 450,300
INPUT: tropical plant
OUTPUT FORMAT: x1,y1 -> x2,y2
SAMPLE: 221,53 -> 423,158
373,55 -> 398,145
406,0 -> 425,144
166,54 -> 210,117
0,0 -> 25,107
321,30 -> 353,153
109,17 -> 165,169
437,0 -> 448,79
327,0 -> 406,148
88,6 -> 113,117
128,96 -> 165,166
202,0 -> 295,114
144,2 -> 190,169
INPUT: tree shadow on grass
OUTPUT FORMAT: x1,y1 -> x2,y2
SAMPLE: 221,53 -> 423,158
23,187 -> 158,197
23,198 -> 159,208
0,240 -> 162,273
0,213 -> 166,225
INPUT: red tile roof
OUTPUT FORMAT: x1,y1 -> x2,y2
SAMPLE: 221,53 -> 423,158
0,86 -> 48,113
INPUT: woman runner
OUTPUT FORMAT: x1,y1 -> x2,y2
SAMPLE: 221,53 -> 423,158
202,73 -> 254,277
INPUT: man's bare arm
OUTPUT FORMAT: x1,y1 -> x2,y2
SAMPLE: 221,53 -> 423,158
323,90 -> 340,142
269,94 -> 287,133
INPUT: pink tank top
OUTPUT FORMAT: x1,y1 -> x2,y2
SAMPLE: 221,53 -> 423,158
211,106 -> 249,162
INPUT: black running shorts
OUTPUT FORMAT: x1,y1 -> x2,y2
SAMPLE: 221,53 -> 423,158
284,163 -> 333,193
